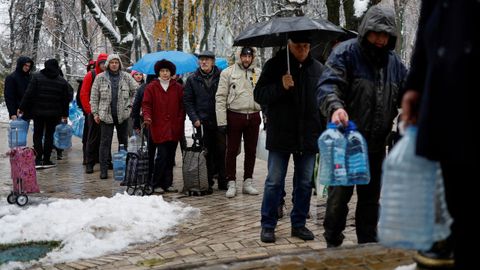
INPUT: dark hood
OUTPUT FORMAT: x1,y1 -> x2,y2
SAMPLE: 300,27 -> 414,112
357,5 -> 397,50
40,59 -> 61,79
15,56 -> 34,74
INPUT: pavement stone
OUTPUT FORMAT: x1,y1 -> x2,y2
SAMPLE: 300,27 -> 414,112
0,122 -> 416,269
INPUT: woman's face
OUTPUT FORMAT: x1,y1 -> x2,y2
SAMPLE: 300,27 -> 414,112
133,73 -> 144,83
159,68 -> 171,80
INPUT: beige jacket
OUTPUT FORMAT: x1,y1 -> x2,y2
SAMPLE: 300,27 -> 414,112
90,54 -> 138,124
215,61 -> 261,126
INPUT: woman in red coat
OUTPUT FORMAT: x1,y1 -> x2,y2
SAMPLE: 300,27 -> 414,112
142,59 -> 185,193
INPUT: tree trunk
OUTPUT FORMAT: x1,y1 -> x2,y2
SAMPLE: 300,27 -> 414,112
343,0 -> 358,31
188,0 -> 201,52
176,0 -> 185,51
199,0 -> 211,51
32,0 -> 46,65
81,0 -> 93,60
53,0 -> 62,61
326,0 -> 340,25
8,0 -> 16,69
115,0 -> 140,65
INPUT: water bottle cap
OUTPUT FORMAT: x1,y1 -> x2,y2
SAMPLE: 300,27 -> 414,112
345,121 -> 357,131
327,122 -> 337,129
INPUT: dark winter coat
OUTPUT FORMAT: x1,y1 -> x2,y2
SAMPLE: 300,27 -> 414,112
404,0 -> 478,161
19,65 -> 70,119
254,50 -> 325,154
142,79 -> 185,144
4,56 -> 34,118
317,5 -> 407,153
183,66 -> 221,127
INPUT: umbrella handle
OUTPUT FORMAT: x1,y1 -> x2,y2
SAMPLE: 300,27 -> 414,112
286,36 -> 290,75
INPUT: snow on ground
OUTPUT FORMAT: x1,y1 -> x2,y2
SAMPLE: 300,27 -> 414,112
0,102 -> 10,123
0,193 -> 199,269
395,263 -> 417,270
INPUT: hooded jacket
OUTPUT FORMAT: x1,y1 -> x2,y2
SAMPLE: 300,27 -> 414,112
215,56 -> 262,126
317,5 -> 407,153
90,54 -> 138,124
19,59 -> 70,119
4,56 -> 34,118
79,53 -> 109,114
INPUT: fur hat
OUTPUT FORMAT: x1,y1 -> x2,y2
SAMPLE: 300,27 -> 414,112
154,59 -> 176,76
289,31 -> 312,44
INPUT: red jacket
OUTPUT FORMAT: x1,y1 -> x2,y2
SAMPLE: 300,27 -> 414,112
80,53 -> 108,114
142,80 -> 185,144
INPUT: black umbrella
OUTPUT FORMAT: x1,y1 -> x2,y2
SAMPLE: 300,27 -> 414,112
233,16 -> 345,72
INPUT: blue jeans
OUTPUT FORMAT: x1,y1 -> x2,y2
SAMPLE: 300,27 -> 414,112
261,151 -> 315,229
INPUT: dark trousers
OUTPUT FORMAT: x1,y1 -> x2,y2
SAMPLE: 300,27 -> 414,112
99,120 -> 129,173
85,114 -> 101,165
197,124 -> 226,187
152,141 -> 177,189
323,151 -> 384,245
225,111 -> 261,181
33,117 -> 58,162
441,157 -> 474,269
81,115 -> 89,164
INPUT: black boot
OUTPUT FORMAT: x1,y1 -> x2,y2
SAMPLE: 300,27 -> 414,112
100,167 -> 108,179
86,164 -> 94,174
260,228 -> 275,243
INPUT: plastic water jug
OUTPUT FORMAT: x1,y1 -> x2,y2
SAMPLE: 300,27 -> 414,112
54,123 -> 73,149
8,118 -> 29,148
379,126 -> 440,250
345,121 -> 370,185
113,144 -> 127,181
317,122 -> 347,186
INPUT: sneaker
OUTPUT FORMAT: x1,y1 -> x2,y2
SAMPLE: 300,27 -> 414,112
35,160 -> 43,169
165,186 -> 178,193
242,178 -> 259,195
42,160 -> 56,169
260,228 -> 276,243
226,180 -> 236,198
56,150 -> 63,160
154,187 -> 165,194
291,226 -> 314,241
413,240 -> 454,269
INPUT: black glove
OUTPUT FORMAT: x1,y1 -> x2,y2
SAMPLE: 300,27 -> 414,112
218,125 -> 227,134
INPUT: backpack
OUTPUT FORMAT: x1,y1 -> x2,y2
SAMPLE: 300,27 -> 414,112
76,69 -> 96,113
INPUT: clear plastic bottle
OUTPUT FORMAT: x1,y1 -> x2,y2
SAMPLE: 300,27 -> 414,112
127,134 -> 141,152
113,144 -> 127,181
345,121 -> 370,185
317,122 -> 347,186
379,126 -> 438,250
8,117 -> 29,148
53,123 -> 73,149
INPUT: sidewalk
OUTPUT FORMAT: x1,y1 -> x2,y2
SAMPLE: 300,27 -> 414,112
0,122 -> 415,269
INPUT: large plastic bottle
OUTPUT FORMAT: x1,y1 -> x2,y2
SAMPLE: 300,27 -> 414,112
317,122 -> 348,186
345,121 -> 370,185
113,144 -> 127,181
379,126 -> 439,250
8,117 -> 29,148
54,123 -> 73,149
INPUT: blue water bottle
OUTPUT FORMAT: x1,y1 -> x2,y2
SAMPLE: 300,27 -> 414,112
317,122 -> 348,186
345,121 -> 370,185
379,126 -> 437,250
54,123 -> 73,149
8,117 -> 29,148
113,144 -> 127,181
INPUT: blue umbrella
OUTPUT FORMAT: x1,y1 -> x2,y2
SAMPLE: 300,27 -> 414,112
215,57 -> 229,70
132,51 -> 198,75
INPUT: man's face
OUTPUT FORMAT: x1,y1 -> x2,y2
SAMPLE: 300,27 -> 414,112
98,61 -> 106,71
289,41 -> 310,63
366,31 -> 390,48
240,54 -> 253,69
199,57 -> 214,73
108,59 -> 120,72
22,62 -> 31,73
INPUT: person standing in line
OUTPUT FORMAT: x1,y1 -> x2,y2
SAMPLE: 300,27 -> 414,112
317,5 -> 407,248
18,59 -> 71,168
81,53 -> 109,173
143,59 -> 185,193
216,47 -> 262,198
90,54 -> 138,179
401,1 -> 478,268
4,56 -> 34,121
184,50 -> 227,193
254,31 -> 326,243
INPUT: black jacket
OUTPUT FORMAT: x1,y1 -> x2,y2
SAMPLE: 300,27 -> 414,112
4,56 -> 34,118
254,50 -> 325,154
183,66 -> 221,127
19,66 -> 71,119
404,0 -> 478,160
317,5 -> 407,153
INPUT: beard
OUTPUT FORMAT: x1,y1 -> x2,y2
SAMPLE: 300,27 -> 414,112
361,39 -> 390,68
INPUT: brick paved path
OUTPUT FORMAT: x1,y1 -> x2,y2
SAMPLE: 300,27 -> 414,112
0,123 -> 415,269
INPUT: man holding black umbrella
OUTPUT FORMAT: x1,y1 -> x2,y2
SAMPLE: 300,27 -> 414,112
254,32 -> 326,243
